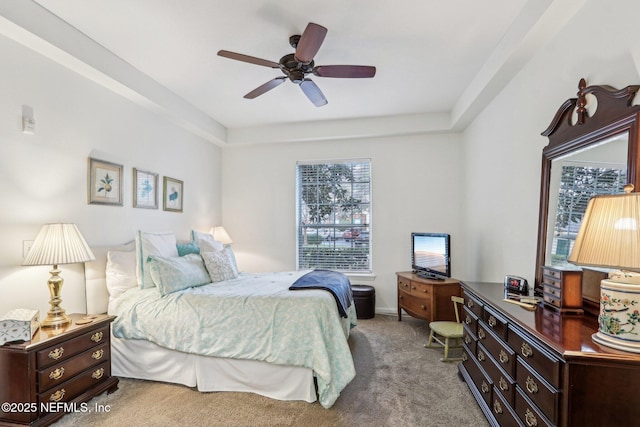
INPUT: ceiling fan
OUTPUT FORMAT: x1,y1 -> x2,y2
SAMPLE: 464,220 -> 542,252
217,22 -> 376,107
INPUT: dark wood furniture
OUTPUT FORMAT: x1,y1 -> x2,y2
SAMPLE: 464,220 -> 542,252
459,281 -> 640,427
396,272 -> 461,322
540,267 -> 583,313
0,313 -> 119,427
535,79 -> 640,300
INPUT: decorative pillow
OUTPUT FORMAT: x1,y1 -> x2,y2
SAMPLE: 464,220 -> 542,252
148,254 -> 211,296
176,241 -> 200,256
202,250 -> 239,282
106,250 -> 137,299
135,231 -> 179,289
191,230 -> 224,253
224,246 -> 239,272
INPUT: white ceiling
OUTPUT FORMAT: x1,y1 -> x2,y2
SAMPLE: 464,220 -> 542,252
1,1 -> 583,144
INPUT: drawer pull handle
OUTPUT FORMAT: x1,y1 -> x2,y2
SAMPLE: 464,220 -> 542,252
525,408 -> 538,427
488,315 -> 497,328
498,377 -> 509,391
493,400 -> 503,414
465,315 -> 471,325
521,342 -> 533,358
477,350 -> 486,362
526,376 -> 539,394
462,353 -> 468,362
478,329 -> 486,340
49,389 -> 65,402
499,350 -> 509,364
91,331 -> 104,343
422,289 -> 428,293
92,368 -> 105,380
467,300 -> 475,308
464,335 -> 471,345
92,349 -> 104,360
481,381 -> 489,393
48,347 -> 64,360
49,367 -> 65,381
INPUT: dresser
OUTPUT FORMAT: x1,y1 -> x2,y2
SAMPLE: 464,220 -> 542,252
396,272 -> 461,322
459,281 -> 640,426
0,313 -> 119,427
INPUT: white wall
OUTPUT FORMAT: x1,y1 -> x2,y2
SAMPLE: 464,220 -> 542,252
0,34 -> 222,317
221,134 -> 463,313
461,0 -> 640,284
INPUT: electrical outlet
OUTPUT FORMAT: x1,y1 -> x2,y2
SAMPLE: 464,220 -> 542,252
23,240 -> 34,258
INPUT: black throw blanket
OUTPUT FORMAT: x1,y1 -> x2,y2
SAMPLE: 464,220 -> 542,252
289,269 -> 353,318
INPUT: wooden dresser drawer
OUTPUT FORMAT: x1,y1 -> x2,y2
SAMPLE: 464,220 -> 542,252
477,342 -> 516,407
463,306 -> 479,336
478,323 -> 516,378
515,387 -> 554,427
398,277 -> 411,292
463,324 -> 477,356
400,294 -> 431,318
482,306 -> 508,340
409,281 -> 431,296
463,291 -> 483,319
491,386 -> 521,427
37,326 -> 109,369
38,342 -> 109,391
516,358 -> 559,424
462,346 -> 493,407
508,326 -> 560,388
39,360 -> 111,409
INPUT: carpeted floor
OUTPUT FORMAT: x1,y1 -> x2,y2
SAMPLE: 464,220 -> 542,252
54,314 -> 489,426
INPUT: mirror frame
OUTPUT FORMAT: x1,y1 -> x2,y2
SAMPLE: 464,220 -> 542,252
535,79 -> 640,306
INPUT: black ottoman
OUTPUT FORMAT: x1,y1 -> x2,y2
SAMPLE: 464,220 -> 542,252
351,285 -> 375,319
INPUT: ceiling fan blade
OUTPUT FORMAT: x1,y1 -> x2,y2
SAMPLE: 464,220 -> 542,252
313,65 -> 376,78
294,23 -> 327,64
299,79 -> 328,107
243,77 -> 287,99
217,50 -> 280,68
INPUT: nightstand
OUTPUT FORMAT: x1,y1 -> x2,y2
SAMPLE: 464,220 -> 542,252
0,313 -> 119,426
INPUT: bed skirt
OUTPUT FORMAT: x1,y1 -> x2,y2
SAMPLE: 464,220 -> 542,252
110,332 -> 317,403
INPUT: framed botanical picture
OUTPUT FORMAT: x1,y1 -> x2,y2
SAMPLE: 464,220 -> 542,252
163,176 -> 183,212
133,168 -> 159,209
88,157 -> 123,206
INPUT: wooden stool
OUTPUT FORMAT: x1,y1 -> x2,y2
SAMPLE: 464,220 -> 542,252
351,285 -> 375,319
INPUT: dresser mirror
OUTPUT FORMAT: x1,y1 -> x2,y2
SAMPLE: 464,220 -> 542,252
535,79 -> 640,312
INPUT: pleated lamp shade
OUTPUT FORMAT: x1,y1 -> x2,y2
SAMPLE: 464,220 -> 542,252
568,185 -> 640,270
23,223 -> 95,266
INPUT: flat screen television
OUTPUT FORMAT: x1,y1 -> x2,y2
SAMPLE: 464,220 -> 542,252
411,232 -> 451,280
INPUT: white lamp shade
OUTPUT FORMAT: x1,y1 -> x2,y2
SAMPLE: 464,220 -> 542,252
23,223 -> 95,266
210,226 -> 233,244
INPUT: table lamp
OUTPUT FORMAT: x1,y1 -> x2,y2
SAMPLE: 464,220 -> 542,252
210,226 -> 233,245
568,184 -> 640,352
22,223 -> 95,328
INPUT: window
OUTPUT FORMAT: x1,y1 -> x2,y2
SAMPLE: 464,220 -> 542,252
296,159 -> 371,273
549,162 -> 626,266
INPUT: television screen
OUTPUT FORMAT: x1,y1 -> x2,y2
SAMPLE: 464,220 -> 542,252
411,232 -> 451,279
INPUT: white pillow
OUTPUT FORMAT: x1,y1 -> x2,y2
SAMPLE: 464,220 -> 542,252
135,230 -> 179,289
106,250 -> 137,299
191,230 -> 224,252
202,250 -> 238,282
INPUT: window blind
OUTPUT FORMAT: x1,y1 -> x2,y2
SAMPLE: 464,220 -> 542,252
296,159 -> 372,272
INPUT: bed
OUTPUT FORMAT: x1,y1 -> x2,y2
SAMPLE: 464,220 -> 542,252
83,231 -> 357,408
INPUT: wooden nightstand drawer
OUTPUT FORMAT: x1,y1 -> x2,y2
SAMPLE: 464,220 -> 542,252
38,342 -> 109,391
39,360 -> 111,409
409,281 -> 431,296
37,325 -> 109,369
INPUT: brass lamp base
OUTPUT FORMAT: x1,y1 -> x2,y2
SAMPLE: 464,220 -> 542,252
41,265 -> 72,329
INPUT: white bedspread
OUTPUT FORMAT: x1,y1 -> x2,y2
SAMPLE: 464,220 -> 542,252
111,270 -> 357,408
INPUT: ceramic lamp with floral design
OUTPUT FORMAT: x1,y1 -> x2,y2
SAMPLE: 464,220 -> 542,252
568,184 -> 640,353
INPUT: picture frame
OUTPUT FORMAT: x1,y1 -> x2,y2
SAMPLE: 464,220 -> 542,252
163,176 -> 183,213
133,168 -> 159,209
88,157 -> 123,206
